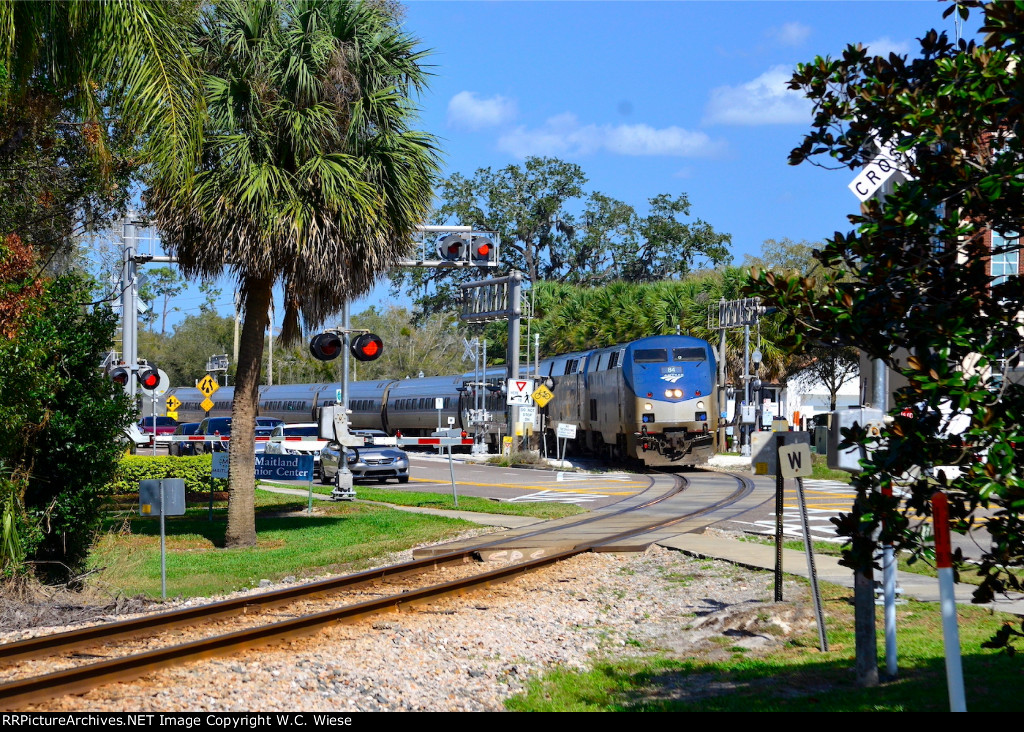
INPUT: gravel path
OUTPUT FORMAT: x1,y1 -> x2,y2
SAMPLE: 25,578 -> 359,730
16,539 -> 815,712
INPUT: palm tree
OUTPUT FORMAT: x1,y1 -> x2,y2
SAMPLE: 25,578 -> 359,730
150,0 -> 439,547
0,1 -> 201,197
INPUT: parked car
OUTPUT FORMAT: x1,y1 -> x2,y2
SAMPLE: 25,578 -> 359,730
197,416 -> 232,453
256,416 -> 285,429
170,422 -> 202,456
254,425 -> 275,454
263,422 -> 330,467
138,415 -> 178,436
320,432 -> 410,485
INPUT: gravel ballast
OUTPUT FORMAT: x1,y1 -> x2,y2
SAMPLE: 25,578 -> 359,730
15,542 -> 814,712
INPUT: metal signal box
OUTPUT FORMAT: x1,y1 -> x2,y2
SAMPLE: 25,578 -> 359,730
139,479 -> 186,517
826,407 -> 885,473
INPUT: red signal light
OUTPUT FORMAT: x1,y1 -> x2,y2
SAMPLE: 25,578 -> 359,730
350,333 -> 384,362
310,332 -> 342,361
109,366 -> 130,387
437,234 -> 468,261
471,236 -> 495,263
138,365 -> 163,395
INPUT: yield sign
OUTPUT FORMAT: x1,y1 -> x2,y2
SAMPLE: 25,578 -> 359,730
506,378 -> 535,406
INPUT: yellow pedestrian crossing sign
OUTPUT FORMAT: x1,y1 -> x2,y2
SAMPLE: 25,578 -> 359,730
532,384 -> 554,408
166,395 -> 182,412
197,374 -> 219,397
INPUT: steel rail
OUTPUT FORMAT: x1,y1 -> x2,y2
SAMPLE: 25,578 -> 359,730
0,471 -> 752,709
0,472 -> 682,666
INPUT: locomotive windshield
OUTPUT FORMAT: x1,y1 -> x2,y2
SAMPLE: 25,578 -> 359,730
672,347 -> 706,362
633,349 -> 668,363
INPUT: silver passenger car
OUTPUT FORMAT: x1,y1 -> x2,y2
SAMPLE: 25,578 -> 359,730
320,430 -> 410,485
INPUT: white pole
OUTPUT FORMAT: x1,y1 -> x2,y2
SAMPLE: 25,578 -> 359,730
933,492 -> 966,712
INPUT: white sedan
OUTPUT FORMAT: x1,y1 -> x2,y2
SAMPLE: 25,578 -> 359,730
263,423 -> 331,467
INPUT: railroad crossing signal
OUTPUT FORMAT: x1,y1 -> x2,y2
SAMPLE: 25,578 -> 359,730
532,384 -> 554,408
108,365 -> 130,386
197,374 -> 219,397
166,395 -> 182,412
138,366 -> 169,398
350,333 -> 384,362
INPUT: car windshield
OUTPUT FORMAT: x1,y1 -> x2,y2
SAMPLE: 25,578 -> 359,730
205,418 -> 232,434
284,426 -> 319,437
141,416 -> 177,426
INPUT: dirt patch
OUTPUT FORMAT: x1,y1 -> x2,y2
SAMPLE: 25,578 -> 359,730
0,576 -> 156,634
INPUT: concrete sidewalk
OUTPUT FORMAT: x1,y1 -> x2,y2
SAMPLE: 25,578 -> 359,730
661,531 -> 1024,615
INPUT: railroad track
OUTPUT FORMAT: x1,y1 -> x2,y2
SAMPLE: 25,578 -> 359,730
0,469 -> 754,709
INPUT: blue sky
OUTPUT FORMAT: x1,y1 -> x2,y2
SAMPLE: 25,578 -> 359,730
155,0 -> 977,331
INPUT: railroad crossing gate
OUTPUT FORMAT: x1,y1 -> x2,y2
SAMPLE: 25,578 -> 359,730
532,384 -> 554,408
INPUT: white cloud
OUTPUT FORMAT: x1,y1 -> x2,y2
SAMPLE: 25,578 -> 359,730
447,91 -> 517,131
863,36 -> 912,58
769,21 -> 811,47
702,65 -> 812,126
496,113 -> 723,159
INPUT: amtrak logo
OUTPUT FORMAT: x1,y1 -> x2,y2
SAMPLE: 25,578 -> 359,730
661,373 -> 686,384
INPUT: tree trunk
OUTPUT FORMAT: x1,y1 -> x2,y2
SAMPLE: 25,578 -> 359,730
224,277 -> 272,548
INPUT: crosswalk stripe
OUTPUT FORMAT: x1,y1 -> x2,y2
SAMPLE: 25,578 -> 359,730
508,490 -> 608,504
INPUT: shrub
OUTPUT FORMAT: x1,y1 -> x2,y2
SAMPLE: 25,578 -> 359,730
108,454 -> 228,496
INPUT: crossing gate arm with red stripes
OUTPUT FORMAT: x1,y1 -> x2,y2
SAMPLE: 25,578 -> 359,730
168,435 -> 474,447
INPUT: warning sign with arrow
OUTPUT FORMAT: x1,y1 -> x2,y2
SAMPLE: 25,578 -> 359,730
506,378 -> 535,406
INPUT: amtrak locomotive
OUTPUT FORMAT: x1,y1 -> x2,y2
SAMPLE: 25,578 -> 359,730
166,335 -> 717,466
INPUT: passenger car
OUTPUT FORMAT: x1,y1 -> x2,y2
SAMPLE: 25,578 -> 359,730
197,417 -> 232,453
254,426 -> 275,454
320,431 -> 410,484
138,416 -> 178,436
170,422 -> 202,456
263,422 -> 330,466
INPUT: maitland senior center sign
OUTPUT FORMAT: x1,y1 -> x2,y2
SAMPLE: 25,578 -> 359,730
212,452 -> 314,480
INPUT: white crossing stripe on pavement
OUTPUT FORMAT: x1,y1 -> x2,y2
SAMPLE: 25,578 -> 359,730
750,508 -> 845,543
507,490 -> 607,504
556,472 -> 637,483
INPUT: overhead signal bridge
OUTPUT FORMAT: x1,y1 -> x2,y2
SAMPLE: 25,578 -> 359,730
400,225 -> 499,269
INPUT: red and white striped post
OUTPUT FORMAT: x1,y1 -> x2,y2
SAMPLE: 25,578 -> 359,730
933,491 -> 966,712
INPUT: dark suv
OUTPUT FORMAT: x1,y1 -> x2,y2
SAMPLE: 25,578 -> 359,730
170,422 -> 202,456
197,417 -> 233,453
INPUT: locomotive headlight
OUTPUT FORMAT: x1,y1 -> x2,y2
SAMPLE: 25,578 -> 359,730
644,402 -> 653,411
672,389 -> 683,398
696,401 -> 705,410
664,390 -> 673,398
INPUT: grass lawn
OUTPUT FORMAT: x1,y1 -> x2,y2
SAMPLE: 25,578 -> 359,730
278,481 -> 586,520
506,579 -> 1022,711
89,488 -> 479,599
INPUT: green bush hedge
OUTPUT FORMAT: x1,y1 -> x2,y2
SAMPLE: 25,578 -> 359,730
108,454 -> 228,495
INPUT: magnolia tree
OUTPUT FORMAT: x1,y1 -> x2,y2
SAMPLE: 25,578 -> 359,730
748,1 -> 1024,666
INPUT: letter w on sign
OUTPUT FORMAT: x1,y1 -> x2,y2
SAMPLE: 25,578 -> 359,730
778,443 -> 813,479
